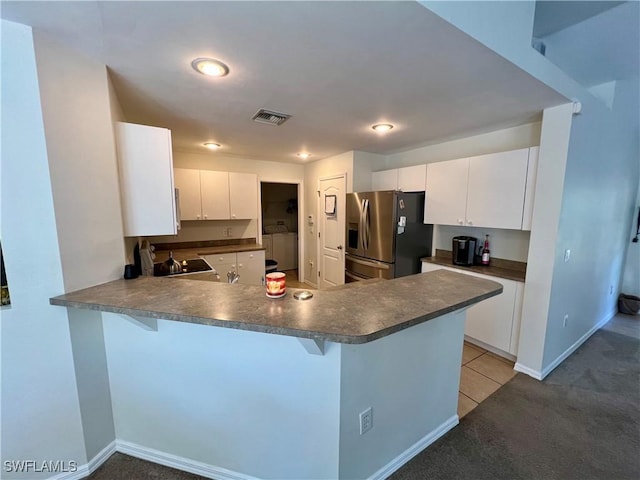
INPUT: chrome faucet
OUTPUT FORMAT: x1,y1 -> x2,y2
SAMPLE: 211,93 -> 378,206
227,270 -> 240,284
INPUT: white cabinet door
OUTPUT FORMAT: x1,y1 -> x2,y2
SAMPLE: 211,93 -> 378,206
116,122 -> 177,236
229,172 -> 258,219
372,169 -> 398,191
424,158 -> 469,225
237,250 -> 265,286
466,148 -> 529,229
174,168 -> 202,220
421,261 -> 521,354
398,164 -> 426,192
464,274 -> 517,353
200,170 -> 230,220
202,253 -> 236,275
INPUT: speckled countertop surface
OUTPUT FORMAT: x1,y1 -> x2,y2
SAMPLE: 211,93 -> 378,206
422,251 -> 526,282
50,270 -> 502,344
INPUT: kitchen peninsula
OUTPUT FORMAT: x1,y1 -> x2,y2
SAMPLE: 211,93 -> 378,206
51,270 -> 501,479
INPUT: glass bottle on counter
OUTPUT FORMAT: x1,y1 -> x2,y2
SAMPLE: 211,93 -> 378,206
481,234 -> 491,265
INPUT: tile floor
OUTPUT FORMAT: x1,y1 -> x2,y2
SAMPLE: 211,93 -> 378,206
282,269 -> 313,289
457,342 -> 516,418
456,313 -> 640,418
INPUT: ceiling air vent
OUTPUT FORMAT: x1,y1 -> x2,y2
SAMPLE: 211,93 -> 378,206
252,109 -> 291,126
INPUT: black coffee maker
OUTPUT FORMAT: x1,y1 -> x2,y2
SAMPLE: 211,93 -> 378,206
452,236 -> 478,266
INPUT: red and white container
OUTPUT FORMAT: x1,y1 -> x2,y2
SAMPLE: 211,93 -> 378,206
266,272 -> 286,298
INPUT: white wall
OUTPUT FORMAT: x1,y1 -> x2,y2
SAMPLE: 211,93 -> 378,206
103,317 -> 342,479
622,185 -> 640,296
542,78 -> 639,368
303,151 -> 354,284
33,31 -> 125,291
1,20 -> 87,477
517,103 -> 574,375
424,1 -> 640,376
386,122 -> 541,168
30,29 -> 123,462
339,311 -> 464,479
353,151 -> 385,191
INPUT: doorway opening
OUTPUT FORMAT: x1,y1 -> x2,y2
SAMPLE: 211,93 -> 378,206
260,182 -> 305,288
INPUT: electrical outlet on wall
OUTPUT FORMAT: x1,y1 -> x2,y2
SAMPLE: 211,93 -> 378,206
359,407 -> 373,435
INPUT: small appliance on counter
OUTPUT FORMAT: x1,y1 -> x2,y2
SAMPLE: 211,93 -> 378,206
153,256 -> 213,277
452,236 -> 477,266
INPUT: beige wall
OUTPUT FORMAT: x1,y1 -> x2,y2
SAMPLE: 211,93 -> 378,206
303,151 -> 354,285
385,122 -> 541,168
34,31 -> 125,291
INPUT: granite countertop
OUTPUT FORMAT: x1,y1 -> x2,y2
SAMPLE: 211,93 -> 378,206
422,250 -> 526,283
50,270 -> 502,344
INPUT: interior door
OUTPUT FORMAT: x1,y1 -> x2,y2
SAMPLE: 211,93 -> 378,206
319,175 -> 346,289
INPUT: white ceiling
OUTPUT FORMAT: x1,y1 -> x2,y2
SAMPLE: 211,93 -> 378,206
533,0 -> 625,37
2,1 -> 569,163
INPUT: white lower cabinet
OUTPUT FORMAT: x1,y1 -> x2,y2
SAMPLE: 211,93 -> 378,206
421,262 -> 523,355
202,250 -> 265,286
236,251 -> 265,286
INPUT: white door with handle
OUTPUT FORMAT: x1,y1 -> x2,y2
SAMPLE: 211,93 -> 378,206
318,175 -> 346,288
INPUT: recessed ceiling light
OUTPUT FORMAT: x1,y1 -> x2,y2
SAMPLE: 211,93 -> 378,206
191,58 -> 230,77
372,123 -> 394,133
203,142 -> 221,150
297,152 -> 312,160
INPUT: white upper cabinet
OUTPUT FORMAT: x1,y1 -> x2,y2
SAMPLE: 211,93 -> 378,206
397,164 -> 427,192
173,169 -> 257,221
466,148 -> 529,229
173,168 -> 201,220
115,122 -> 177,236
372,165 -> 426,192
424,158 -> 469,225
424,147 -> 534,230
372,169 -> 398,191
229,172 -> 258,219
200,170 -> 230,220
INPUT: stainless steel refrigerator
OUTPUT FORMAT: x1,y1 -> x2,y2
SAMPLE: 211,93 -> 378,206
345,191 -> 433,281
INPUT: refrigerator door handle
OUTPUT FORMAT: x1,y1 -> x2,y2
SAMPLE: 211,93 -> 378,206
364,199 -> 371,250
360,199 -> 366,251
360,198 -> 369,250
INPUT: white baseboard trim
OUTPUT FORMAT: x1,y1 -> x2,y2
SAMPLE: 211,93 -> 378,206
367,415 -> 459,480
539,310 -> 613,379
463,335 -> 516,362
515,309 -> 615,381
116,439 -> 259,480
513,362 -> 543,380
50,440 -> 116,480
